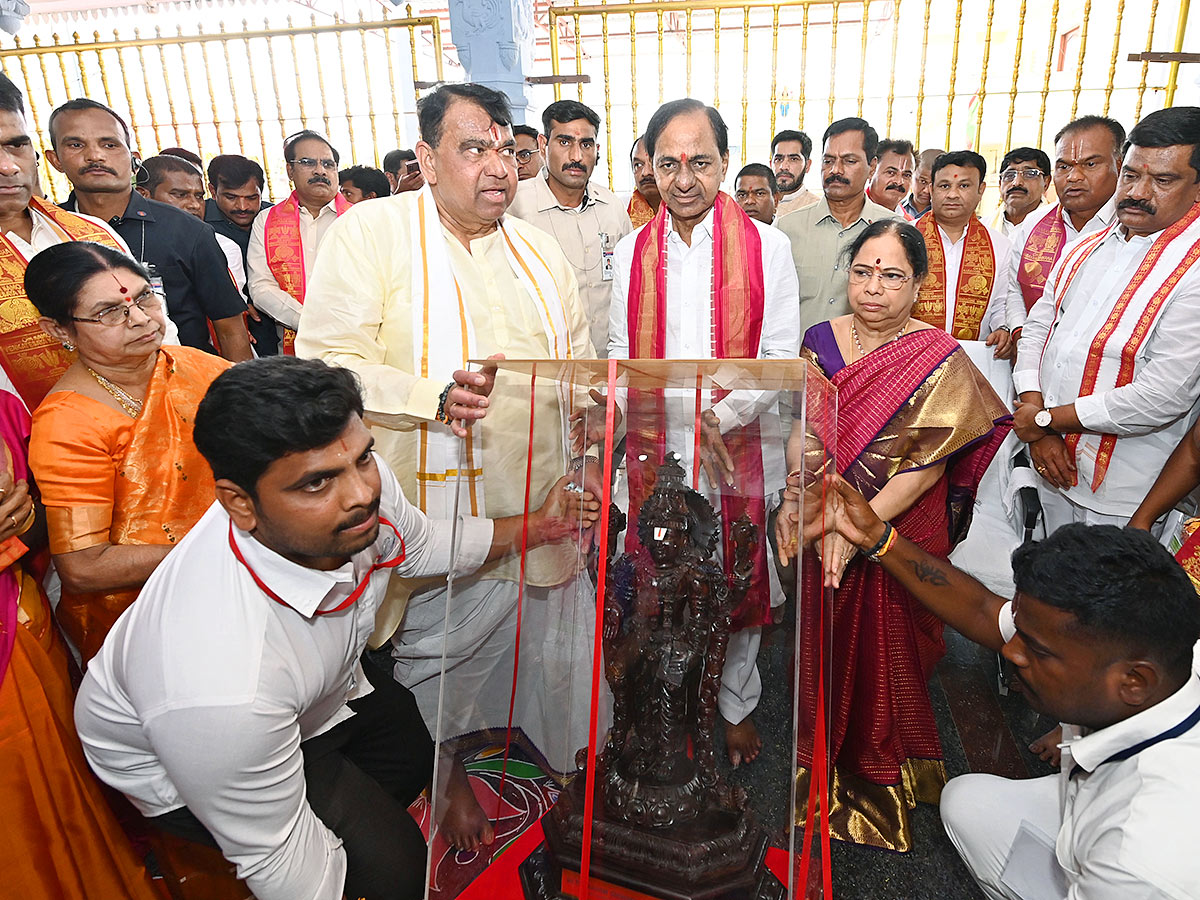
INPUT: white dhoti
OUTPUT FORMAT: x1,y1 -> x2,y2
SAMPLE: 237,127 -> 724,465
941,773 -> 1068,900
390,570 -> 601,774
1035,487 -> 1131,536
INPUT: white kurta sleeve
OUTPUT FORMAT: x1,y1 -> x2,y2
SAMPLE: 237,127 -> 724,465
247,209 -> 304,330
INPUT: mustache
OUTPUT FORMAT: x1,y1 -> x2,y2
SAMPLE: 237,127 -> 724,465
824,174 -> 851,187
638,175 -> 656,186
886,182 -> 905,192
1006,187 -> 1028,196
1119,197 -> 1156,214
337,497 -> 381,532
83,165 -> 118,176
562,164 -> 586,173
308,176 -> 331,185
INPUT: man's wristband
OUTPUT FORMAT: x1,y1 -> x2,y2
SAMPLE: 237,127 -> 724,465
569,455 -> 600,473
434,381 -> 455,425
866,522 -> 896,562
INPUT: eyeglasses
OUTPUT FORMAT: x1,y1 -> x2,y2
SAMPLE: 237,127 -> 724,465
291,157 -> 338,171
70,289 -> 164,326
999,167 -> 1046,183
514,149 -> 536,163
848,265 -> 913,290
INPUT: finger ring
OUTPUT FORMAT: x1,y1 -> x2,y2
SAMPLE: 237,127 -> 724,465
1036,465 -> 1047,474
7,514 -> 15,529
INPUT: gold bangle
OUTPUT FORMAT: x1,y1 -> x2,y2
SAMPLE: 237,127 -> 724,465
15,506 -> 35,537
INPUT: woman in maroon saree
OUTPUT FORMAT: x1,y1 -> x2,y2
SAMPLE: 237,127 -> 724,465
780,220 -> 1009,851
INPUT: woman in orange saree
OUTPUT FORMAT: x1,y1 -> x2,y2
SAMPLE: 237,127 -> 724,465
26,241 -> 230,663
0,381 -> 160,899
780,221 -> 1009,852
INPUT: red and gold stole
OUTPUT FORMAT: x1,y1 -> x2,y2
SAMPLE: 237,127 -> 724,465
625,192 -> 772,628
263,190 -> 350,354
1016,204 -> 1068,312
627,190 -> 655,228
912,213 -> 997,340
0,198 -> 123,410
1056,205 -> 1200,491
1176,523 -> 1200,595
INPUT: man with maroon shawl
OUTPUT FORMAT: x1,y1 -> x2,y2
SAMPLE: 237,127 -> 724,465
608,98 -> 800,767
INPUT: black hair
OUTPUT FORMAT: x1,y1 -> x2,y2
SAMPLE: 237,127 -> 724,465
48,98 -> 132,150
644,98 -> 728,160
1000,146 -> 1051,177
207,154 -> 264,191
137,154 -> 202,193
931,149 -> 987,182
194,356 -> 366,498
1012,524 -> 1200,679
876,138 -> 915,162
417,83 -> 512,149
513,124 -> 540,142
283,129 -> 339,165
542,99 -> 600,138
629,133 -> 646,161
822,117 -> 879,162
24,241 -> 149,325
1054,115 -> 1126,158
771,129 -> 813,160
735,163 -> 778,193
1126,105 -> 1200,182
159,146 -> 203,168
381,148 -> 416,175
0,71 -> 25,116
841,218 -> 929,281
338,164 -> 390,199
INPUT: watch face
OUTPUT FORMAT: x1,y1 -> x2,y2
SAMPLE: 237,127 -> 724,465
1035,410 -> 1052,428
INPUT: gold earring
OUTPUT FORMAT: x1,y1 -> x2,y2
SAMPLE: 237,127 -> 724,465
62,340 -> 75,352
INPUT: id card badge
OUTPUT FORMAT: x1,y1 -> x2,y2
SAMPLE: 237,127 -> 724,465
600,231 -> 615,281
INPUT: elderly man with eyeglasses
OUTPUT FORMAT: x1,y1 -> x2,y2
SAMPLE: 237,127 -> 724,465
247,129 -> 351,353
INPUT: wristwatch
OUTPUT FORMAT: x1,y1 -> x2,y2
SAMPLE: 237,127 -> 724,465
1034,408 -> 1053,431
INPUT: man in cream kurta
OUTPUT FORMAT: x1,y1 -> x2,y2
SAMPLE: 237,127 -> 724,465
296,86 -> 597,851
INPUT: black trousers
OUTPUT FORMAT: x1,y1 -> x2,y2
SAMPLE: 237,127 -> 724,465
153,655 -> 434,900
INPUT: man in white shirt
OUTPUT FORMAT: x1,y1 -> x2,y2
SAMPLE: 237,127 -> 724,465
827,480 -> 1200,900
911,150 -> 1013,356
74,356 -> 597,900
1003,116 -> 1123,336
983,147 -> 1051,237
1012,106 -> 1200,533
508,99 -> 633,356
247,130 -> 350,350
608,98 -> 800,768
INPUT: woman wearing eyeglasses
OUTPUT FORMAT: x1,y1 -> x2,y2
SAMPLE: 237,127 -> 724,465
777,219 -> 1009,852
25,241 -> 230,663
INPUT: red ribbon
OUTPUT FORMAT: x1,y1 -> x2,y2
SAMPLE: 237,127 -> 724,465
227,516 -> 405,615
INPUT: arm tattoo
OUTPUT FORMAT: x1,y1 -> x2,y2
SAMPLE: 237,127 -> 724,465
908,559 -> 950,586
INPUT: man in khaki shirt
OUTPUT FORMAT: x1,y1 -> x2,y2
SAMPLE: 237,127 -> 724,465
508,99 -> 632,356
296,83 -> 599,854
777,117 -> 900,335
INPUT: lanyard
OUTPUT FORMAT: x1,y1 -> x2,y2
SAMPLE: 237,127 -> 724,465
1070,698 -> 1200,778
228,516 -> 406,616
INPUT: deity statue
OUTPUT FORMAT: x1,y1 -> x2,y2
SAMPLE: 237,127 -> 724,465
599,454 -> 753,828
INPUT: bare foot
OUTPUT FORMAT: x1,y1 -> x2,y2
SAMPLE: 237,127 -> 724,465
724,715 -> 763,767
437,756 -> 495,852
1030,724 -> 1063,767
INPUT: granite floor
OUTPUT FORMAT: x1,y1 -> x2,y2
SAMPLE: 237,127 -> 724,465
717,616 -> 1057,900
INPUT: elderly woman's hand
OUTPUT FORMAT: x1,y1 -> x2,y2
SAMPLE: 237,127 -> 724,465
0,475 -> 34,543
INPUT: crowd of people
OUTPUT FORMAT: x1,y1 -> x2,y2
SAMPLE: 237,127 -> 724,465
0,58 -> 1198,900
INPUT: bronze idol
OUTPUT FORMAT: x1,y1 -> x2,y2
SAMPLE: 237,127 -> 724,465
522,456 -> 783,900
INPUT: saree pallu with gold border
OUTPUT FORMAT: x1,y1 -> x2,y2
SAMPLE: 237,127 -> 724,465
30,346 -> 229,663
0,388 -> 158,899
795,324 -> 1009,851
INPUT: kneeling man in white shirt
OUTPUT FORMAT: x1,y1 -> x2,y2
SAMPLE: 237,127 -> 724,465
824,477 -> 1200,900
74,356 -> 597,900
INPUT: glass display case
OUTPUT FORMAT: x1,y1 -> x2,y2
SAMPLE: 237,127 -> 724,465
415,357 -> 838,900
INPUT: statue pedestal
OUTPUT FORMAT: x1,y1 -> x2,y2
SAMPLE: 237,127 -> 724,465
520,775 -> 785,900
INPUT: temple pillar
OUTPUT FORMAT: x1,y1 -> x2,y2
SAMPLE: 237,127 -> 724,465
445,0 -> 535,123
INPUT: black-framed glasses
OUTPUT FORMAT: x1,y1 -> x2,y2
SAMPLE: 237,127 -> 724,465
999,167 -> 1046,183
291,157 -> 338,171
70,289 -> 164,326
848,266 -> 913,290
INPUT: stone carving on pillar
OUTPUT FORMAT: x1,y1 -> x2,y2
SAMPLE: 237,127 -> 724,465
447,0 -> 534,121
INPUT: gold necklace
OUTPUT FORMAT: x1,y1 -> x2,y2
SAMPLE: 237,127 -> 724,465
851,319 -> 907,358
85,366 -> 143,418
